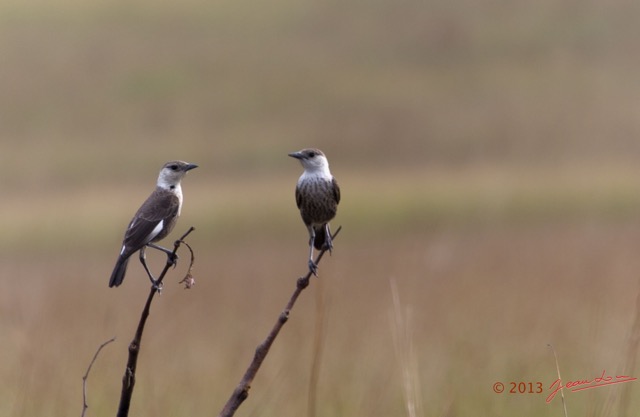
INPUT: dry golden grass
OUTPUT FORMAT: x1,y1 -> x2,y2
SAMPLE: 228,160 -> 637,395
2,162 -> 640,416
3,209 -> 640,416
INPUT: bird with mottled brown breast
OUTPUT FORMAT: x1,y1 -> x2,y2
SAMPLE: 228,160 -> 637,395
289,148 -> 340,275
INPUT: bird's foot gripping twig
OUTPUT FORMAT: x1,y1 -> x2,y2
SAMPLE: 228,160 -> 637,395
152,280 -> 163,293
322,225 -> 334,254
140,243 -> 181,292
308,259 -> 319,276
166,251 -> 179,269
147,242 -> 179,268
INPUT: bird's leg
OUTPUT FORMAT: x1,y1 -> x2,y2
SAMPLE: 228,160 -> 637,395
139,246 -> 162,291
323,223 -> 333,254
307,226 -> 318,276
147,242 -> 178,268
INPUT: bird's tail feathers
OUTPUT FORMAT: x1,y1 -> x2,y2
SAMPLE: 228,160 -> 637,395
109,256 -> 130,287
313,225 -> 327,250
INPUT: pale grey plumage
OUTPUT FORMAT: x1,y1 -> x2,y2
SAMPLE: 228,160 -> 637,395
109,160 -> 198,288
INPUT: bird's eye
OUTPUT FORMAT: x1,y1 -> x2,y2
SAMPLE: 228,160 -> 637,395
169,164 -> 179,170
308,151 -> 316,158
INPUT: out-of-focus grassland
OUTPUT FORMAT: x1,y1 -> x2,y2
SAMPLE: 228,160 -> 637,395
2,0 -> 640,416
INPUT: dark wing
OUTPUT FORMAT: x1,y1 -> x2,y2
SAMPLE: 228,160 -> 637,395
295,185 -> 303,209
332,177 -> 341,205
121,189 -> 180,254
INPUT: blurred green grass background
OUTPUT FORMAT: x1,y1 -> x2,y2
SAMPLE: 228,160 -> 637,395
2,0 -> 640,416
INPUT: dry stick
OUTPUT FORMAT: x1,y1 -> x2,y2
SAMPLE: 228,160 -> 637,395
82,337 -> 116,417
307,277 -> 326,417
116,227 -> 196,417
178,240 -> 196,289
218,225 -> 342,417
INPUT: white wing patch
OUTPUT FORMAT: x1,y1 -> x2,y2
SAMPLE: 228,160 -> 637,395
146,220 -> 164,243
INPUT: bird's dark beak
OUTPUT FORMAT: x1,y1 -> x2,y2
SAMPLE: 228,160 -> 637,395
288,151 -> 304,160
185,163 -> 198,171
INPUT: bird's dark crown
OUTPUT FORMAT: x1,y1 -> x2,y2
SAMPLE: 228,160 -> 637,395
162,160 -> 198,172
288,148 -> 326,160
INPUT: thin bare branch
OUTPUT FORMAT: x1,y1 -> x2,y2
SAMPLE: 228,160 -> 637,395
307,277 -> 326,417
116,227 -> 195,417
82,337 -> 116,417
217,225 -> 342,417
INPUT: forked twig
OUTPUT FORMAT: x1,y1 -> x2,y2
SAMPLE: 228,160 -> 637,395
178,240 -> 196,289
82,337 -> 116,417
116,227 -> 195,417
217,225 -> 342,417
